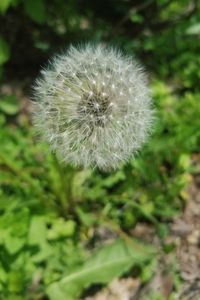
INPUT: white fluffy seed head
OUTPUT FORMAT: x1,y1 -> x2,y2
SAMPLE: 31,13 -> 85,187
32,44 -> 154,170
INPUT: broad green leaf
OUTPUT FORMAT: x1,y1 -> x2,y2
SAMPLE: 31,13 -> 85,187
46,238 -> 155,300
186,23 -> 200,35
0,0 -> 13,14
28,216 -> 47,245
0,113 -> 6,125
130,13 -> 143,23
0,209 -> 29,254
47,218 -> 76,240
178,154 -> 191,171
34,41 -> 50,51
0,95 -> 20,115
7,296 -> 24,300
24,0 -> 46,24
0,263 -> 7,283
28,216 -> 53,262
0,37 -> 10,65
4,235 -> 25,254
7,271 -> 24,292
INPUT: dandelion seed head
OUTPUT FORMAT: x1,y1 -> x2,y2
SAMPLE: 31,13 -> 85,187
32,44 -> 154,170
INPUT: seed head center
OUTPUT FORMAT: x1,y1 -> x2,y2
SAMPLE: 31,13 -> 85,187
78,91 -> 112,127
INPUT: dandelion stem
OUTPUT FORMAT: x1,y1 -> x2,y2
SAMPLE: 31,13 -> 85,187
52,154 -> 76,214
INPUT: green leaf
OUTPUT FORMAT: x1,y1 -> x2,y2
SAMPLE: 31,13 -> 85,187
7,271 -> 24,292
0,37 -> 10,65
24,0 -> 46,24
47,218 -> 76,240
76,208 -> 96,227
28,216 -> 53,262
0,0 -> 13,14
186,23 -> 200,35
178,154 -> 191,171
28,216 -> 47,246
46,238 -> 155,300
130,13 -> 143,23
0,113 -> 6,126
5,236 -> 25,254
34,41 -> 50,51
0,95 -> 20,115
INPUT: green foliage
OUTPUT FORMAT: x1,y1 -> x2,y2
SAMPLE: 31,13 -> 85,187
0,95 -> 20,115
47,239 -> 155,300
186,23 -> 200,35
24,0 -> 46,24
0,0 -> 14,14
0,37 -> 10,65
0,0 -> 200,298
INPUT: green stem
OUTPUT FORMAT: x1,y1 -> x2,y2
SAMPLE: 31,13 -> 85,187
52,154 -> 77,214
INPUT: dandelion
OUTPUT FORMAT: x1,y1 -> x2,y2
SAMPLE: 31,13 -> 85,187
32,44 -> 154,170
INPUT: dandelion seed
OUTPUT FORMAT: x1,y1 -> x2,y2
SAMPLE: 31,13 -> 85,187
94,103 -> 100,109
32,44 -> 154,170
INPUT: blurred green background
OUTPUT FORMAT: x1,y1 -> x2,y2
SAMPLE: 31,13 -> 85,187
0,0 -> 200,299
